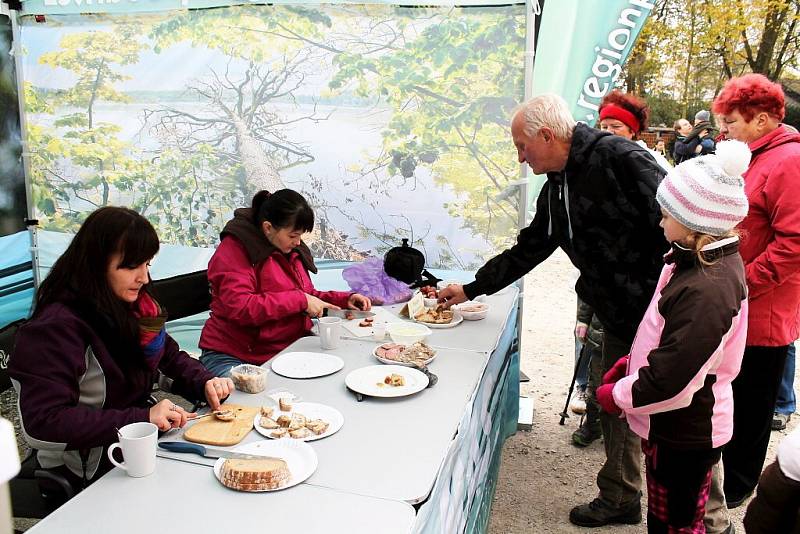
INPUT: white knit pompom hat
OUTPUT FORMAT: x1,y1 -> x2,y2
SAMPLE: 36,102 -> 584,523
656,140 -> 751,236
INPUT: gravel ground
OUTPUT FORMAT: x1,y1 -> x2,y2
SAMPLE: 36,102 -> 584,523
4,249 -> 797,532
488,249 -> 798,533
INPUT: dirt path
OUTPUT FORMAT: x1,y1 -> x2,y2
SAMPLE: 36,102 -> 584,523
488,249 -> 798,533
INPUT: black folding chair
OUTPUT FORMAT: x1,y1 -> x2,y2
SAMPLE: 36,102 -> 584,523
2,319 -> 77,524
149,270 -> 211,321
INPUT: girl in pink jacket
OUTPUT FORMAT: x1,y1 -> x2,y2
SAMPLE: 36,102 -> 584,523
596,141 -> 751,533
199,189 -> 371,376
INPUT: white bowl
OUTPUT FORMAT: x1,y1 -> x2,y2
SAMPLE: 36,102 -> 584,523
454,301 -> 489,321
423,297 -> 439,308
387,323 -> 432,344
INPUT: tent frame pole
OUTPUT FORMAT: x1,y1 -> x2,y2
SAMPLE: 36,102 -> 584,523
10,10 -> 40,289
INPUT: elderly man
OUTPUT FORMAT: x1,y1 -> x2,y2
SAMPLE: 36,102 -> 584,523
440,94 -> 667,527
711,74 -> 800,510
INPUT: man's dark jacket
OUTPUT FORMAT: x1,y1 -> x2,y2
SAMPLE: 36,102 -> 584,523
464,123 -> 668,342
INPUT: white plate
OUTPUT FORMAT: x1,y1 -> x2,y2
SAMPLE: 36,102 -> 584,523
345,365 -> 429,398
254,402 -> 344,442
414,312 -> 463,329
212,439 -> 317,492
372,344 -> 437,367
270,351 -> 344,379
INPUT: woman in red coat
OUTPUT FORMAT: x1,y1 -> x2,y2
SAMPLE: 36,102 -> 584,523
199,189 -> 371,377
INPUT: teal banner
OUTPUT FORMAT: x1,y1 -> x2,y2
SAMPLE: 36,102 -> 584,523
21,0 -> 516,15
532,0 -> 654,124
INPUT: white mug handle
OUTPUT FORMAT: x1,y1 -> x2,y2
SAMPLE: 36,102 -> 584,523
107,442 -> 128,472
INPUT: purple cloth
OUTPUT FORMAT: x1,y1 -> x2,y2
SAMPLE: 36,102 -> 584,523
342,257 -> 412,305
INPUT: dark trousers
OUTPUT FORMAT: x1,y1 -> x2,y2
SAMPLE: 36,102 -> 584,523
644,440 -> 721,533
596,329 -> 642,507
722,344 -> 789,502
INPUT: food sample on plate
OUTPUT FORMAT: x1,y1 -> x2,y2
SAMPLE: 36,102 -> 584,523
279,398 -> 293,412
459,303 -> 488,313
260,406 -> 274,419
358,318 -> 373,327
375,342 -> 436,365
377,373 -> 406,387
220,457 -> 291,491
259,417 -> 280,429
414,307 -> 454,324
262,410 -> 330,439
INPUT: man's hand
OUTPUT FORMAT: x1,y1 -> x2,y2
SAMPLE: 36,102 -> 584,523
437,284 -> 467,308
575,322 -> 588,341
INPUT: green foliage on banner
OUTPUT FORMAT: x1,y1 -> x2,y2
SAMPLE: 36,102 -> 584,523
25,5 -> 525,266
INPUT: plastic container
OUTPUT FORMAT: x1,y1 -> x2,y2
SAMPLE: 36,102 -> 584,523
454,301 -> 489,321
230,364 -> 268,393
387,322 -> 432,344
423,297 -> 439,308
436,280 -> 463,291
372,321 -> 387,341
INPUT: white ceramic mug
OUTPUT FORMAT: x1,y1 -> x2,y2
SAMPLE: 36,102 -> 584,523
319,316 -> 342,350
107,422 -> 158,477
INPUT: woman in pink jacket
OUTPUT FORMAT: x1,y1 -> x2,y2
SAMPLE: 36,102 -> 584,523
199,189 -> 371,377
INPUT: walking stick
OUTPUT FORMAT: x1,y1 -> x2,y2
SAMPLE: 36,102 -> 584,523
559,341 -> 590,425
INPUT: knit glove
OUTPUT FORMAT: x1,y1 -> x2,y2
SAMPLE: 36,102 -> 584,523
602,355 -> 630,385
596,384 -> 622,415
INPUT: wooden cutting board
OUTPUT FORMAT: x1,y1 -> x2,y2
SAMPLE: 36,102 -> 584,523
183,404 -> 259,446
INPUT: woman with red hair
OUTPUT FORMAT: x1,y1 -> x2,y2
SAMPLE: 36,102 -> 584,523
598,90 -> 672,170
712,73 -> 800,510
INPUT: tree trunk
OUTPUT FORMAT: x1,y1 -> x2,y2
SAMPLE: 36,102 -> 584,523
230,114 -> 285,196
752,1 -> 790,76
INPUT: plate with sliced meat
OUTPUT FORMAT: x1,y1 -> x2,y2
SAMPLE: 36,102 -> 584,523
254,402 -> 343,442
372,342 -> 437,367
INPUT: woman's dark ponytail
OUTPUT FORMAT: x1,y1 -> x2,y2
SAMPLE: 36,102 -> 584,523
251,189 -> 314,232
251,190 -> 272,224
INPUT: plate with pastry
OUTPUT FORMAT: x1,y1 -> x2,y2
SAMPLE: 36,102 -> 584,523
254,402 -> 344,441
413,307 -> 463,329
372,342 -> 437,367
345,364 -> 429,398
213,439 -> 317,492
270,351 -> 345,379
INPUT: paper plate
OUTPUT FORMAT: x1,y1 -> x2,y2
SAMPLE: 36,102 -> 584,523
270,351 -> 344,379
414,312 -> 463,329
254,402 -> 344,442
372,343 -> 436,367
345,365 -> 428,398
213,439 -> 317,492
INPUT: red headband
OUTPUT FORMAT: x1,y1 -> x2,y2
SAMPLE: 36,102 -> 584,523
599,104 -> 640,134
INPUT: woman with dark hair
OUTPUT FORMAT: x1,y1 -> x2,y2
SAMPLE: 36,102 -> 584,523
199,189 -> 371,377
9,206 -> 232,485
598,90 -> 672,170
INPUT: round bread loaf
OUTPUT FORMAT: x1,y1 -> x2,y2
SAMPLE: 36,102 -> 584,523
220,457 -> 291,491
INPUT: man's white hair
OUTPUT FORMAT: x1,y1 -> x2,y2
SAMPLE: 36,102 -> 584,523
513,94 -> 576,141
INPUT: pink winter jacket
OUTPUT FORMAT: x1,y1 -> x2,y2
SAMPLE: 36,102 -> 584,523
739,125 -> 800,346
613,239 -> 748,449
200,209 -> 352,364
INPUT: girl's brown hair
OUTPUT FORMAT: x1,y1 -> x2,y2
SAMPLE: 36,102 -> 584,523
685,230 -> 739,267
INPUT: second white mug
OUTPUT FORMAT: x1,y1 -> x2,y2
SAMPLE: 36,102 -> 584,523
319,316 -> 342,350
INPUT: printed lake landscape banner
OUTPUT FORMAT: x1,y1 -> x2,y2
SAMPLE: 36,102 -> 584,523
20,6 -> 526,270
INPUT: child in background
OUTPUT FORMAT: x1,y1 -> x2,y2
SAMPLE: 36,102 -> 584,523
596,140 -> 751,532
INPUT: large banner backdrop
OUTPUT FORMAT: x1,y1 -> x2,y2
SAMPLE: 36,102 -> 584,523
19,6 -> 526,271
